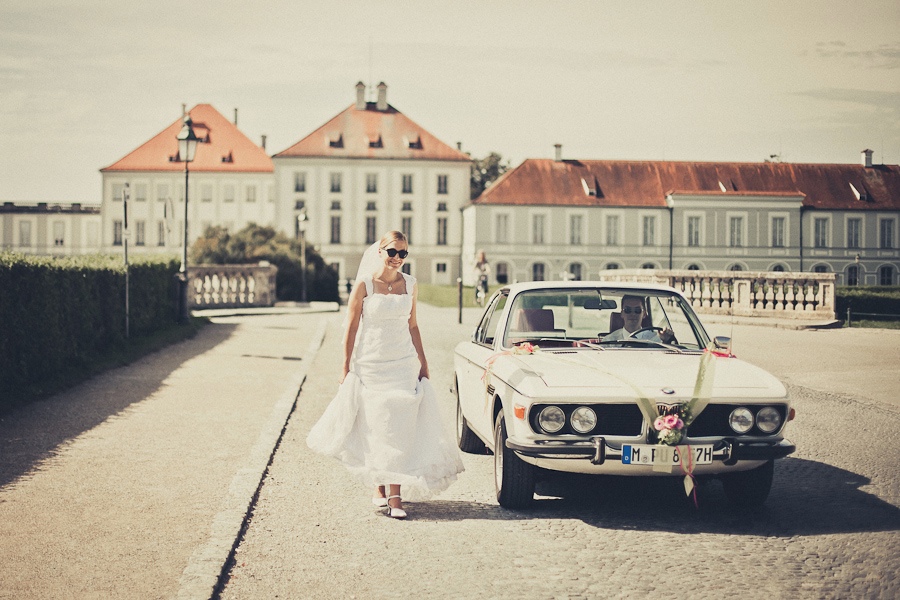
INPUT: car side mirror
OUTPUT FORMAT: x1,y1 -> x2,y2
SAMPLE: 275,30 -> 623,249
713,336 -> 731,353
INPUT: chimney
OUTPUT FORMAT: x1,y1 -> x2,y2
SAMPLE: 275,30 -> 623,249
261,134 -> 267,150
456,142 -> 462,151
861,148 -> 874,168
554,144 -> 562,162
234,108 -> 238,126
356,81 -> 366,110
376,82 -> 388,111
182,103 -> 187,119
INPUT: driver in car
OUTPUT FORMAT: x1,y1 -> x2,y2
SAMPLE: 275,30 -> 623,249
602,294 -> 675,343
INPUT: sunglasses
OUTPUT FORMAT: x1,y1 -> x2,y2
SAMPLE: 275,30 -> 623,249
622,306 -> 643,314
382,247 -> 409,259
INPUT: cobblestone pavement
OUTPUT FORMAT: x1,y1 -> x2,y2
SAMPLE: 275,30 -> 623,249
220,306 -> 900,600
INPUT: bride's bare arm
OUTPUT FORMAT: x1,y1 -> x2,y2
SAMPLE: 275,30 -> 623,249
408,282 -> 429,380
341,281 -> 367,383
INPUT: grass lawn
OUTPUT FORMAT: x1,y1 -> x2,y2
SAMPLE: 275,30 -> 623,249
417,283 -> 496,309
1,318 -> 207,414
844,319 -> 900,329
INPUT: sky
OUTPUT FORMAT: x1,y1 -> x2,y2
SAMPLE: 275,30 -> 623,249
1,0 -> 898,203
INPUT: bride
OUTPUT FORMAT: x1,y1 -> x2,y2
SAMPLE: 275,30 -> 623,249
306,230 -> 464,519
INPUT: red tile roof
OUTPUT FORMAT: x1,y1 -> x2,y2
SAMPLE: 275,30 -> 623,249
475,159 -> 900,210
274,103 -> 470,162
100,104 -> 273,173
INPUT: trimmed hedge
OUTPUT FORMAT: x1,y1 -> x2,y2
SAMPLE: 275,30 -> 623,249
0,253 -> 180,399
835,286 -> 900,319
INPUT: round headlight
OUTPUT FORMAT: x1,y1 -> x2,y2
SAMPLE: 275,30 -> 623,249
570,406 -> 597,434
756,407 -> 782,434
728,407 -> 754,434
538,406 -> 566,433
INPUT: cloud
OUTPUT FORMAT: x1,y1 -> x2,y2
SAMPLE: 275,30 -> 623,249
813,40 -> 900,69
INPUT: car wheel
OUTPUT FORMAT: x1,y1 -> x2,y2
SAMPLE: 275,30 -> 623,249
721,460 -> 774,508
494,412 -> 535,509
456,379 -> 486,454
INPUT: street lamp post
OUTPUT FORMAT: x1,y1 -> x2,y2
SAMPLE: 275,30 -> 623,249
176,113 -> 200,323
297,212 -> 308,303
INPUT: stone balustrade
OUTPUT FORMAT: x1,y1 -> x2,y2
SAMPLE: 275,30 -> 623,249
188,262 -> 278,308
598,269 -> 836,320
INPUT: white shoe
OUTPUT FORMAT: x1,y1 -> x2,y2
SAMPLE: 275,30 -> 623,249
372,496 -> 388,508
385,495 -> 407,519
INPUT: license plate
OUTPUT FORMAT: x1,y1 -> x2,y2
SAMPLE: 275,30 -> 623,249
621,444 -> 713,466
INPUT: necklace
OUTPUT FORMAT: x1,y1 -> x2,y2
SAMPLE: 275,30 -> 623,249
378,275 -> 402,292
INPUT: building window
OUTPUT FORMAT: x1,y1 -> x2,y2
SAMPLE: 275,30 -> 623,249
401,217 -> 412,243
606,215 -> 619,246
224,185 -> 235,203
53,221 -> 65,246
569,215 -> 583,245
135,183 -> 147,202
880,265 -> 895,286
402,202 -> 413,211
330,216 -> 341,244
157,183 -> 169,202
246,185 -> 256,203
532,214 -> 545,245
437,202 -> 447,212
847,218 -> 861,249
330,173 -> 342,193
113,220 -> 123,246
729,216 -> 743,248
366,201 -> 377,211
729,264 -> 743,272
436,262 -> 447,273
267,184 -> 275,203
436,217 -> 448,246
814,218 -> 828,248
134,220 -> 145,246
605,262 -> 620,270
112,183 -> 125,202
813,265 -> 829,273
532,263 -> 545,281
772,264 -> 786,272
568,263 -> 583,280
437,174 -> 448,194
366,173 -> 378,193
330,201 -> 341,211
295,200 -> 306,210
643,216 -> 656,246
846,265 -> 859,286
157,221 -> 166,246
687,264 -> 700,270
642,263 -> 656,269
687,216 -> 701,247
200,184 -> 212,203
402,174 -> 413,194
365,217 -> 377,244
772,217 -> 785,248
294,172 -> 306,193
496,262 -> 509,284
496,214 -> 509,244
881,219 -> 895,249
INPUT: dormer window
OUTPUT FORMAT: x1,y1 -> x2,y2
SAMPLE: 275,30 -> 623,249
404,135 -> 423,150
329,133 -> 343,148
369,135 -> 383,148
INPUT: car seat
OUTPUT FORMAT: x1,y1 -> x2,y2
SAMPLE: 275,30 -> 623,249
514,308 -> 564,333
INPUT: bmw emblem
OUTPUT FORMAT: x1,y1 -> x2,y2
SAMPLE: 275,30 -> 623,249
661,387 -> 675,395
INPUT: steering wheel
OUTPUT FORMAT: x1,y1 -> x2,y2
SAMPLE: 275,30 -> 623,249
628,327 -> 677,345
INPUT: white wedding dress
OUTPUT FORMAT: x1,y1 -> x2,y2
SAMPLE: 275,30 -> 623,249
306,273 -> 464,501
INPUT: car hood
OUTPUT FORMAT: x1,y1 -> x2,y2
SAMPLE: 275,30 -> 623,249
497,350 -> 786,399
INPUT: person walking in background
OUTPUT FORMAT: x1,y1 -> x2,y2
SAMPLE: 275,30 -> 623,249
307,231 -> 463,519
473,249 -> 490,306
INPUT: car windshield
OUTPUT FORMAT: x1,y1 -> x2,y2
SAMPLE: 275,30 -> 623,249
502,288 -> 709,350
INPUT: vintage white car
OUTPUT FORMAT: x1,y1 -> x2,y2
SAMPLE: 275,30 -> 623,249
453,281 -> 795,509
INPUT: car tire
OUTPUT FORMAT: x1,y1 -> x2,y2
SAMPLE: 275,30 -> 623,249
721,459 -> 774,508
494,412 -> 535,509
456,379 -> 486,454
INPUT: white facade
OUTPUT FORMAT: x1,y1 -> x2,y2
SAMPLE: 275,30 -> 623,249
1,203 -> 101,255
274,157 -> 469,284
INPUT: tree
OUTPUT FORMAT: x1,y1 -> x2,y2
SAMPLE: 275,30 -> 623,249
470,152 -> 511,200
190,223 -> 339,302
